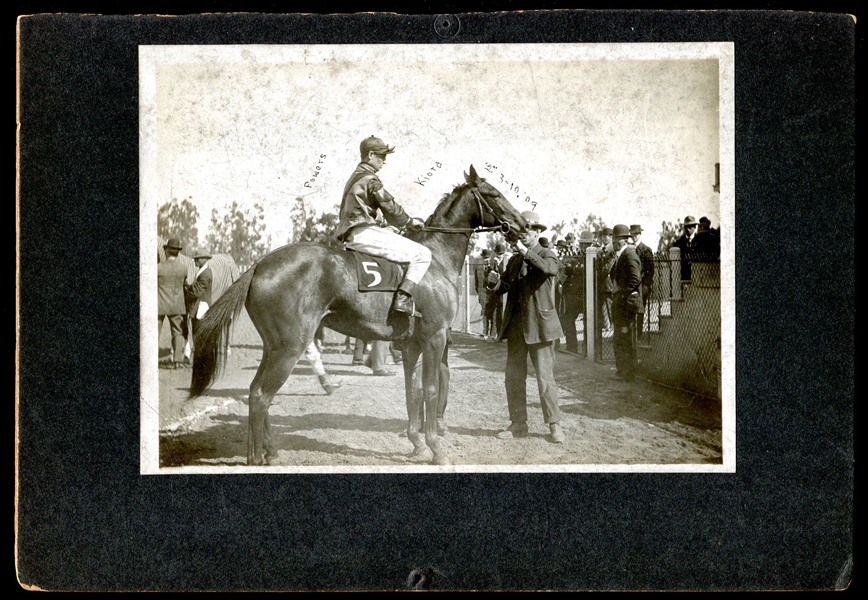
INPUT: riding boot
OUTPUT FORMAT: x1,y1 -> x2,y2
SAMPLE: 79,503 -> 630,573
392,280 -> 419,316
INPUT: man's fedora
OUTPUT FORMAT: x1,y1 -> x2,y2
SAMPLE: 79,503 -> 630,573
630,224 -> 643,235
193,249 -> 213,260
683,215 -> 698,226
578,231 -> 594,244
612,224 -> 632,239
520,211 -> 547,232
164,238 -> 183,250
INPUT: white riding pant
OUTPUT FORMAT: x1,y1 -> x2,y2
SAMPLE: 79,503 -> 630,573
346,225 -> 432,284
303,342 -> 326,377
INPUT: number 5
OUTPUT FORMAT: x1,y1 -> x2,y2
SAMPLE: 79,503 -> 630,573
362,261 -> 382,287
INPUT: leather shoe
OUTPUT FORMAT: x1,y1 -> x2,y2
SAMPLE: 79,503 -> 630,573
548,423 -> 565,443
496,422 -> 528,439
371,369 -> 395,377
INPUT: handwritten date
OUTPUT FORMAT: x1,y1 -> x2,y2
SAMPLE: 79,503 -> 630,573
483,163 -> 537,210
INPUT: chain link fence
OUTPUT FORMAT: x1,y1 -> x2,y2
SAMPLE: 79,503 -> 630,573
454,251 -> 721,401
638,255 -> 721,400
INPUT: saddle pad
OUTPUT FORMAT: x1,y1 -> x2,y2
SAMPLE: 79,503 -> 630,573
351,251 -> 404,292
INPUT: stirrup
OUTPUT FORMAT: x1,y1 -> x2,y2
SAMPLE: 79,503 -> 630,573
392,292 -> 418,316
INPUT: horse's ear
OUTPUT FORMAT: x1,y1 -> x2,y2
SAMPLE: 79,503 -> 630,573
468,165 -> 479,182
463,170 -> 471,183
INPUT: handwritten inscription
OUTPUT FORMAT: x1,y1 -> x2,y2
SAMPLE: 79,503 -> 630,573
414,162 -> 443,186
303,154 -> 327,188
483,163 -> 537,210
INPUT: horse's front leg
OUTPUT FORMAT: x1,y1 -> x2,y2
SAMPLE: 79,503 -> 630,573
422,335 -> 450,466
402,343 -> 426,458
435,343 -> 451,437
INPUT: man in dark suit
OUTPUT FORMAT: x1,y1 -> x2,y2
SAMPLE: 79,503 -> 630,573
556,238 -> 584,354
610,225 -> 644,382
630,224 -> 655,336
185,249 -> 214,337
484,242 -> 510,341
475,249 -> 493,338
487,211 -> 565,443
158,238 -> 190,369
672,215 -> 699,280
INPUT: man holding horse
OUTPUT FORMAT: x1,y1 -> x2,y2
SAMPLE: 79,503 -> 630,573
336,135 -> 430,316
487,211 -> 565,444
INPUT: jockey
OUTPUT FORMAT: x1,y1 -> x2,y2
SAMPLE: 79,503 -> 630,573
336,135 -> 431,316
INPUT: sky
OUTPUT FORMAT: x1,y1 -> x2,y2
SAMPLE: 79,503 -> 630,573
143,43 -> 732,250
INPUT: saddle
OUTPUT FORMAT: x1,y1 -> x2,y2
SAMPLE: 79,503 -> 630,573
348,249 -> 405,292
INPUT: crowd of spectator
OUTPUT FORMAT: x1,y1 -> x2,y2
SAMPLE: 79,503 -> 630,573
470,213 -> 720,387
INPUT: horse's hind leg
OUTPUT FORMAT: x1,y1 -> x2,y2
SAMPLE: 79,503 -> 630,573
247,352 -> 271,466
247,345 -> 303,466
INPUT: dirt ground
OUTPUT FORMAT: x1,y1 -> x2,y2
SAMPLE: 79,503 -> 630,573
158,311 -> 722,469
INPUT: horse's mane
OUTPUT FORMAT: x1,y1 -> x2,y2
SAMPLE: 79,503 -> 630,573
423,179 -> 486,226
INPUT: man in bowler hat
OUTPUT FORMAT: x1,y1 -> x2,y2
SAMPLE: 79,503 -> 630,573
672,215 -> 699,280
630,224 -> 655,335
487,211 -> 565,443
610,225 -> 644,381
185,249 -> 214,337
158,238 -> 190,368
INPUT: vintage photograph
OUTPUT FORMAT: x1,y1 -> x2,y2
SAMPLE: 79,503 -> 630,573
141,42 -> 734,474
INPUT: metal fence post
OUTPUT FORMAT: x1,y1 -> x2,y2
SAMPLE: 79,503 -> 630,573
584,246 -> 597,361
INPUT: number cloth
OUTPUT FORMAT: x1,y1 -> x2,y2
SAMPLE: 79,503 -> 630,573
351,249 -> 404,292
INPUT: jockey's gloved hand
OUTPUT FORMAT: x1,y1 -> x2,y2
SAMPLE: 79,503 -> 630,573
407,217 -> 425,231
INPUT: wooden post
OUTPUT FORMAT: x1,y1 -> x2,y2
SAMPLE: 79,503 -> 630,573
669,246 -> 682,301
584,246 -> 597,360
464,255 -> 471,333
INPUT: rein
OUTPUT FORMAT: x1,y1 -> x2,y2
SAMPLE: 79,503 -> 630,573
419,187 -> 512,235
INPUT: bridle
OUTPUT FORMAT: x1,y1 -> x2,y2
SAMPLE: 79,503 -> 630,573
418,186 -> 514,235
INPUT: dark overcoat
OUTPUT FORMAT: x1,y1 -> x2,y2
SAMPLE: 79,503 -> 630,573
610,246 -> 644,320
491,244 -> 564,344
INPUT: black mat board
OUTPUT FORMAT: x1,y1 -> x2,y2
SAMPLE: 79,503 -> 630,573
16,9 -> 855,591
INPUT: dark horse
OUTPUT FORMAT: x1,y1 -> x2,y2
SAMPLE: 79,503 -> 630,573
189,165 -> 528,465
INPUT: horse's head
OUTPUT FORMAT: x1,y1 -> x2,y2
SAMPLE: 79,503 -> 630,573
463,165 -> 528,240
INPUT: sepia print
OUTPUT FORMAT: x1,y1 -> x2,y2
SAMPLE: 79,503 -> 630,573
141,42 -> 734,474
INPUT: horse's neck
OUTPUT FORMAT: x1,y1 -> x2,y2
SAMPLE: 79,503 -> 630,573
415,189 -> 476,277
420,230 -> 472,277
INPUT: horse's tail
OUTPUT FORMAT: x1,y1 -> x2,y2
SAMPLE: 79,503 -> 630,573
189,266 -> 256,398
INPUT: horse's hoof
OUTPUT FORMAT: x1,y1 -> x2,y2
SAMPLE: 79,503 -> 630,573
409,447 -> 428,459
431,455 -> 452,466
265,454 -> 279,466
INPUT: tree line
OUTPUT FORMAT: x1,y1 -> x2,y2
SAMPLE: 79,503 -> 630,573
159,196 -> 709,266
157,196 -> 338,268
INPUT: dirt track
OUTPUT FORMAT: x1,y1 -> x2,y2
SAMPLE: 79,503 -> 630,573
158,311 -> 722,469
